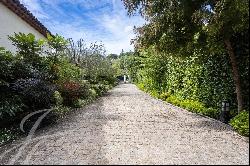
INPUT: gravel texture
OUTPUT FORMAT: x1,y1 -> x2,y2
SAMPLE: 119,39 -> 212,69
0,83 -> 249,165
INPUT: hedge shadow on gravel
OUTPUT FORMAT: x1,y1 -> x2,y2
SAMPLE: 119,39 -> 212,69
0,94 -> 124,164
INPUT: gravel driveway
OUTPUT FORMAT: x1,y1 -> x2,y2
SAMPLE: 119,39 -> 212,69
0,83 -> 249,165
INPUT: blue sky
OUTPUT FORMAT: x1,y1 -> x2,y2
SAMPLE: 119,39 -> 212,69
20,0 -> 145,54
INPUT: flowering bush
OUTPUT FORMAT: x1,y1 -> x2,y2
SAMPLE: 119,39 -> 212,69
59,80 -> 90,106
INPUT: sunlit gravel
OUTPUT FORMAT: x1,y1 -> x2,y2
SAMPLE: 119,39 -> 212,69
0,83 -> 249,165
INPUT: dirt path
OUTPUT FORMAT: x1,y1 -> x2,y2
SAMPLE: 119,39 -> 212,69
0,84 -> 249,165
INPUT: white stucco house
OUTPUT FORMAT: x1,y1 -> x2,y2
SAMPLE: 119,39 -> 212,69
0,0 -> 51,52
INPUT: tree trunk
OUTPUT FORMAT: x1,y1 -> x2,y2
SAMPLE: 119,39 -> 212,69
224,38 -> 244,113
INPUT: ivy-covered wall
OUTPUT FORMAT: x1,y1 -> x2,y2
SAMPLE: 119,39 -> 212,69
128,31 -> 249,118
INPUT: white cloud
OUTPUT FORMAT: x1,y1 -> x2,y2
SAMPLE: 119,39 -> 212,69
20,0 -> 145,54
20,0 -> 48,19
124,26 -> 133,33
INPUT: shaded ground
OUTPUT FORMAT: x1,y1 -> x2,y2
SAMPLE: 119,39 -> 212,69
0,84 -> 249,165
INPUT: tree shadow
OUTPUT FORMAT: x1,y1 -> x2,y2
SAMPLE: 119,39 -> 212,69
109,92 -> 139,97
0,94 -> 123,165
182,112 -> 235,132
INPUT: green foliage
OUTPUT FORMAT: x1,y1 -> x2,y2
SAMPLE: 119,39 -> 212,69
122,0 -> 249,113
122,0 -> 249,54
166,95 -> 220,119
52,56 -> 85,82
149,90 -> 160,98
53,91 -> 63,106
0,47 -> 14,82
206,0 -> 249,39
47,34 -> 68,53
111,51 -> 138,81
83,54 -> 115,84
0,128 -> 17,145
133,48 -> 226,119
0,33 -> 117,145
137,82 -> 145,91
51,106 -> 71,118
159,92 -> 170,101
180,99 -> 206,116
0,95 -> 24,119
180,99 -> 205,113
8,33 -> 44,67
89,88 -> 98,99
91,83 -> 108,96
166,96 -> 182,107
112,59 -> 124,77
46,33 -> 68,63
230,111 -> 249,136
107,54 -> 118,60
12,78 -> 56,110
72,99 -> 88,108
202,108 -> 220,119
125,46 -> 246,111
0,47 -> 25,120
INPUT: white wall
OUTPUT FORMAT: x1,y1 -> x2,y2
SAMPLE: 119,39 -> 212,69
0,3 -> 47,52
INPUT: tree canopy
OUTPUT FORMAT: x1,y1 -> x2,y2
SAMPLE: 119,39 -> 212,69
122,0 -> 249,112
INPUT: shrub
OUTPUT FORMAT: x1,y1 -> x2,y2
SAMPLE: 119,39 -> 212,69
52,105 -> 70,116
72,99 -> 87,108
0,34 -> 117,144
137,83 -> 145,91
59,80 -> 90,106
53,91 -> 63,106
202,108 -> 220,119
0,79 -> 23,120
180,99 -> 205,113
149,90 -> 160,98
159,92 -> 170,100
12,61 -> 41,79
78,80 -> 91,99
59,81 -> 81,106
0,95 -> 24,119
12,78 -> 56,110
130,46 -> 249,114
104,84 -> 110,91
166,95 -> 220,119
89,88 -> 98,99
0,128 -> 17,145
8,33 -> 45,69
166,95 -> 182,106
0,47 -> 45,82
179,99 -> 220,118
230,111 -> 249,136
91,83 -> 108,96
0,47 -> 14,82
46,106 -> 71,121
53,57 -> 85,82
46,34 -> 68,64
91,84 -> 100,96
